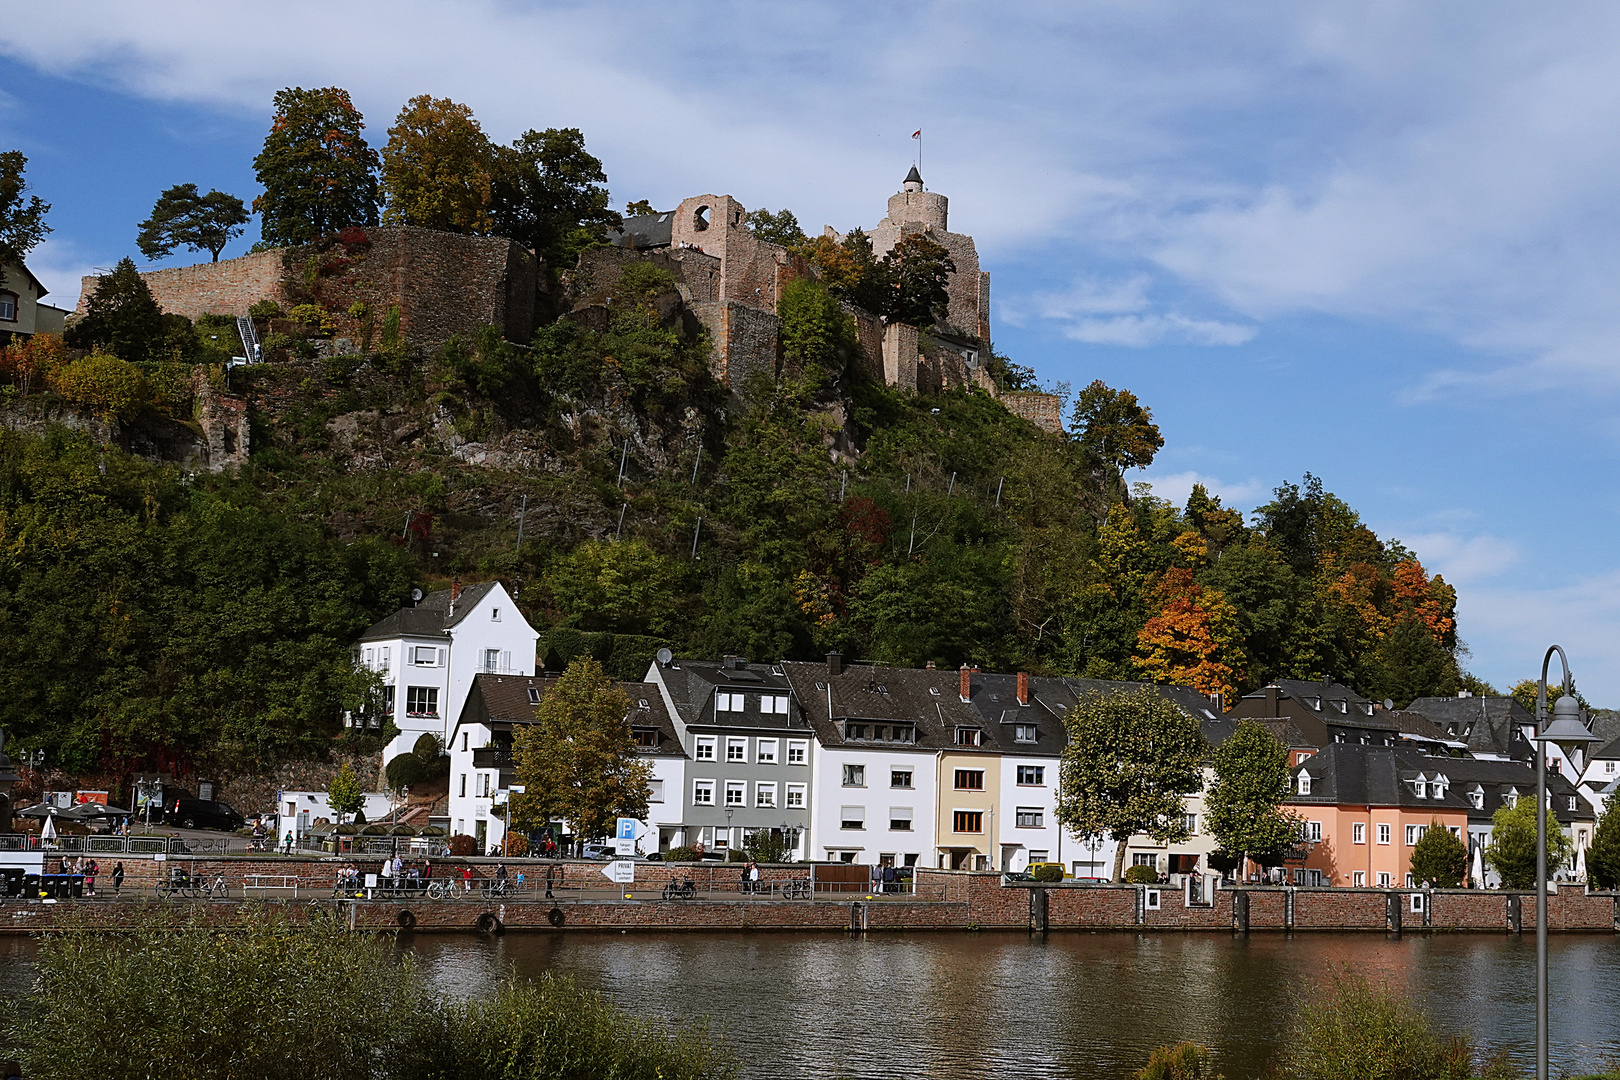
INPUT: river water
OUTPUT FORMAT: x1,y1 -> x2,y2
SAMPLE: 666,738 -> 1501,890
2,930 -> 1616,1078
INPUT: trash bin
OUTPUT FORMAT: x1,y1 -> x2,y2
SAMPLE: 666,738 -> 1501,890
23,874 -> 39,898
69,875 -> 84,899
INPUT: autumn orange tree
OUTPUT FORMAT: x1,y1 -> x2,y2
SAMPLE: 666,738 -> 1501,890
1134,567 -> 1247,700
381,95 -> 495,234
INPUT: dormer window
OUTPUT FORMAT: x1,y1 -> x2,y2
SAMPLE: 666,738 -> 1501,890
1361,703 -> 1374,716
928,687 -> 941,696
1014,724 -> 1037,744
1309,696 -> 1321,710
1297,772 -> 1312,795
955,727 -> 982,747
1505,788 -> 1519,807
1334,700 -> 1347,714
1413,780 -> 1427,799
1470,787 -> 1484,810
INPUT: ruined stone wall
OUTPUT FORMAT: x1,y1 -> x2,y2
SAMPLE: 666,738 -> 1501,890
79,248 -> 289,319
691,300 -> 781,388
845,304 -> 884,381
568,246 -> 720,308
999,391 -> 1064,434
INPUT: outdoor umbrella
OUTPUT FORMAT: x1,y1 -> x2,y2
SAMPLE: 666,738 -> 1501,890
1576,844 -> 1587,884
14,804 -> 55,819
1471,843 -> 1486,888
40,813 -> 56,842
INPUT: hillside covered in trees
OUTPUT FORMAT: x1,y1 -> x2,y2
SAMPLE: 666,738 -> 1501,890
0,88 -> 1480,777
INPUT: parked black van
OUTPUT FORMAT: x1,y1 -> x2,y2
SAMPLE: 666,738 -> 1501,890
167,798 -> 244,831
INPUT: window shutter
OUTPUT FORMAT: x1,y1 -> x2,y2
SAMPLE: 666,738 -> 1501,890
438,648 -> 446,667
502,651 -> 511,672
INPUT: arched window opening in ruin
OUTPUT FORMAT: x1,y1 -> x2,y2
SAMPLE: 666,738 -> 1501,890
731,209 -> 744,227
693,205 -> 710,232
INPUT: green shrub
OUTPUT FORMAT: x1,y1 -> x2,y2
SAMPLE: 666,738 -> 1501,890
1136,1042 -> 1221,1080
1030,863 -> 1065,883
385,753 -> 427,792
249,299 -> 284,320
665,846 -> 698,862
448,833 -> 477,857
1279,970 -> 1476,1080
413,732 -> 444,760
1124,864 -> 1160,885
51,353 -> 150,421
1409,819 -> 1468,887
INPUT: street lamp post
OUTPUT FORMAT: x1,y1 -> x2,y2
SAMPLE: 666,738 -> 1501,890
1530,645 -> 1599,1080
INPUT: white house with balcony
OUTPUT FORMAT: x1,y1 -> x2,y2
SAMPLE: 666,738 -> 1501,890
354,582 -> 537,763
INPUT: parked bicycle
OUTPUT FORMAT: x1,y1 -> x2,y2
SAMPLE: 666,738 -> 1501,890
154,869 -> 204,900
481,878 -> 511,900
426,881 -> 454,900
661,878 -> 696,901
781,878 -> 812,900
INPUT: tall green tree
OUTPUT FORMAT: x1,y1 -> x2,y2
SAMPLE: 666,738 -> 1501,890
1204,720 -> 1298,874
1369,615 -> 1458,708
64,258 -> 164,364
803,227 -> 891,316
1484,795 -> 1574,889
380,95 -> 495,234
881,233 -> 956,327
253,86 -> 381,246
490,127 -> 621,269
0,151 -> 50,289
327,760 -> 363,824
777,278 -> 853,386
1071,380 -> 1164,476
748,207 -> 805,248
510,658 -> 651,848
1407,819 -> 1468,887
136,184 -> 250,262
1057,687 -> 1206,881
1589,796 -> 1620,890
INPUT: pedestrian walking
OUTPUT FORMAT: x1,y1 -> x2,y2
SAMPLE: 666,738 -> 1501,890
545,864 -> 554,900
84,859 -> 97,896
461,865 -> 473,895
112,861 -> 124,895
750,861 -> 761,894
283,832 -> 294,855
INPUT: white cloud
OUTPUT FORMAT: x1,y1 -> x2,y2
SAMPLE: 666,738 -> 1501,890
1395,531 -> 1521,586
1136,469 -> 1265,511
1460,569 -> 1620,705
25,236 -> 101,310
1062,313 -> 1256,347
999,275 -> 1255,346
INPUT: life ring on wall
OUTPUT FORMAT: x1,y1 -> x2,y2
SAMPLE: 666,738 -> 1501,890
396,909 -> 417,930
476,911 -> 504,935
547,906 -> 565,928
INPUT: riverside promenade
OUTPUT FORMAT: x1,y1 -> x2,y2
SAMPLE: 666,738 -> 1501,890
1,855 -> 1618,934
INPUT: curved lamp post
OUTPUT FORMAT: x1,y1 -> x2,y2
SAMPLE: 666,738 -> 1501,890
1531,645 -> 1599,1080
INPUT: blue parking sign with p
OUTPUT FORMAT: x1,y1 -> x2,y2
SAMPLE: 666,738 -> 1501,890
616,818 -> 636,841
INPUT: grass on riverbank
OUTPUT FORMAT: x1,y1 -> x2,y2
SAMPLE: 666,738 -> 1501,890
0,905 -> 736,1080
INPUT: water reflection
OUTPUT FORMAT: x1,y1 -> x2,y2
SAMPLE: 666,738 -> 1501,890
0,930 -> 1615,1079
404,931 -> 1620,1080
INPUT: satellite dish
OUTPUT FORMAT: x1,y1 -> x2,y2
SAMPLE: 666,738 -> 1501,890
1383,699 -> 1394,712
410,588 -> 424,604
656,648 -> 674,666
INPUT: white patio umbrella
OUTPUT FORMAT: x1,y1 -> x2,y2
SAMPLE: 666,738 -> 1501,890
40,812 -> 56,842
1471,843 -> 1486,888
1575,844 -> 1587,884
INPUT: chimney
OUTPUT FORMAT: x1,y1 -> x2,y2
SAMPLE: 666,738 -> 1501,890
1265,686 -> 1279,716
449,579 -> 462,613
1017,672 -> 1029,707
826,652 -> 842,677
959,665 -> 972,704
723,654 -> 745,669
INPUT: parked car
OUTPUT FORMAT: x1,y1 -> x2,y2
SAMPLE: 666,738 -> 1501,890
167,798 -> 244,831
580,843 -> 615,860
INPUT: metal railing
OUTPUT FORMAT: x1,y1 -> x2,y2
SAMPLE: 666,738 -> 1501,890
0,833 -> 193,855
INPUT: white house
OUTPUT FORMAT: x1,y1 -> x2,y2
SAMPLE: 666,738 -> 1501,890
1,259 -> 69,345
447,672 -> 687,855
1578,736 -> 1620,813
354,581 -> 537,762
277,789 -> 396,843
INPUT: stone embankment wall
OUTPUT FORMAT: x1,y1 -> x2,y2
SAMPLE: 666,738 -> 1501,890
9,863 -> 1620,934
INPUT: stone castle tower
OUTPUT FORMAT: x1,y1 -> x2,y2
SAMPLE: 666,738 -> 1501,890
868,166 -> 990,343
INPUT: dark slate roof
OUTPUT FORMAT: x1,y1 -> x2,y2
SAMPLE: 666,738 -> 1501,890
459,673 -> 683,757
607,211 -> 674,249
1403,696 -> 1534,760
782,661 -> 993,753
1590,735 -> 1620,762
904,165 -> 923,185
1432,756 -> 1592,825
358,582 -> 499,642
1288,745 -> 1473,812
1588,709 -> 1620,746
1387,710 -> 1466,750
657,658 -> 806,733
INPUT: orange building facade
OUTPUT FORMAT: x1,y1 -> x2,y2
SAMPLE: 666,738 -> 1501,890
1291,803 -> 1469,888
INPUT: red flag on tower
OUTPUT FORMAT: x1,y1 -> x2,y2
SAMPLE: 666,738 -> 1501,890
911,130 -> 921,138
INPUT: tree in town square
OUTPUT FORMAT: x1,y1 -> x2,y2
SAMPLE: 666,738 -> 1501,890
1204,720 -> 1299,878
1484,795 -> 1573,890
327,760 -> 363,825
381,95 -> 495,234
1057,686 -> 1206,882
1587,795 -> 1620,890
253,86 -> 381,246
1407,819 -> 1468,887
0,151 -> 50,291
510,657 -> 650,850
136,184 -> 250,262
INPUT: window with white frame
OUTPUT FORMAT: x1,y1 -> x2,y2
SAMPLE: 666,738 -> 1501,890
1568,796 -> 1578,811
842,764 -> 865,787
1405,824 -> 1421,846
891,768 -> 913,789
785,783 -> 806,808
479,773 -> 490,798
725,781 -> 746,807
1471,788 -> 1484,809
1184,813 -> 1198,835
1308,821 -> 1322,843
484,648 -> 501,672
491,607 -> 500,621
693,780 -> 715,805
841,805 -> 864,830
412,646 -> 438,666
954,769 -> 985,791
1017,765 -> 1045,785
715,692 -> 745,712
647,779 -> 664,803
765,694 -> 790,714
1016,807 -> 1044,828
1377,824 -> 1391,845
1132,853 -> 1157,868
787,740 -> 808,765
756,782 -> 777,808
1377,872 -> 1391,887
889,806 -> 913,831
955,727 -> 982,747
406,686 -> 439,717
757,738 -> 779,764
727,737 -> 747,763
1353,823 -> 1365,844
695,737 -> 716,761
1353,871 -> 1366,886
458,774 -> 466,797
1297,772 -> 1312,795
0,292 -> 16,321
1014,724 -> 1037,743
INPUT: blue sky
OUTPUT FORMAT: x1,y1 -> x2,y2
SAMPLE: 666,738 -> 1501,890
5,2 -> 1620,702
